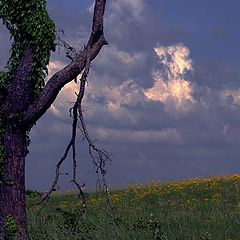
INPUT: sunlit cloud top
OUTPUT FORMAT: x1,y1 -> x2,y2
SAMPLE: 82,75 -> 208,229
46,61 -> 82,117
144,43 -> 195,114
155,43 -> 193,77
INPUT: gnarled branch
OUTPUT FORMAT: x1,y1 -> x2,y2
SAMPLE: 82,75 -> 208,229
22,0 -> 108,126
29,0 -> 114,221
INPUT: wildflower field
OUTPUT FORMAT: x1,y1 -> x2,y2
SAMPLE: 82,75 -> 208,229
26,174 -> 240,240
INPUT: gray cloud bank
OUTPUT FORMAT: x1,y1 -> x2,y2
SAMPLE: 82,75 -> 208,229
1,0 -> 239,191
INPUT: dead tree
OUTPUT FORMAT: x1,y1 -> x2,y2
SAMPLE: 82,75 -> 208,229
0,0 -> 108,239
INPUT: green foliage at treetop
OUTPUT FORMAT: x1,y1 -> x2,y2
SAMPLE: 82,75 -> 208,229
0,0 -> 56,96
0,0 -> 56,184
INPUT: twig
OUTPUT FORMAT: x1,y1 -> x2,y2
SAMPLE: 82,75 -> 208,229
29,0 -> 117,227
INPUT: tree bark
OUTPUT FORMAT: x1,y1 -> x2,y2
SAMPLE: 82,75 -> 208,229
0,0 -> 107,239
0,42 -> 34,239
0,122 -> 28,239
22,35 -> 107,126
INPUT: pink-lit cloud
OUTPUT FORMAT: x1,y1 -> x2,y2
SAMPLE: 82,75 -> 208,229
46,61 -> 82,117
144,43 -> 195,114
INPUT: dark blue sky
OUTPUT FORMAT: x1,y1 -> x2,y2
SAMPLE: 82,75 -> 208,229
59,0 -> 92,12
1,0 -> 240,192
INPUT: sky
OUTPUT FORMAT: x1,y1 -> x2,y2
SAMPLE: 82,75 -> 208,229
1,0 -> 240,192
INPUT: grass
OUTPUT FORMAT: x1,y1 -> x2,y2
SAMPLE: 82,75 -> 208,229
26,174 -> 240,240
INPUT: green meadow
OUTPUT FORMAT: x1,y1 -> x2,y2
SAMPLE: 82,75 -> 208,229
26,175 -> 240,240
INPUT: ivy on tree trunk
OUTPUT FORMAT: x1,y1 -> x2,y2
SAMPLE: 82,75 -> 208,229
0,0 -> 108,239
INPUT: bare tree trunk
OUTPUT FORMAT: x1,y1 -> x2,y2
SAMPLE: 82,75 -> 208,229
0,121 -> 28,239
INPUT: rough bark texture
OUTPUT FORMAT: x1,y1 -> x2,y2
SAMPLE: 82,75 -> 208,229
2,44 -> 35,115
22,35 -> 107,126
0,122 -> 28,239
0,43 -> 34,239
0,0 -> 107,239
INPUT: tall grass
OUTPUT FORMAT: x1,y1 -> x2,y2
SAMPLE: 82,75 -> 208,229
26,174 -> 240,239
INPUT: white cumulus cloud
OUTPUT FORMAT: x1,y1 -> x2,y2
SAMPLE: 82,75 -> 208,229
144,43 -> 195,114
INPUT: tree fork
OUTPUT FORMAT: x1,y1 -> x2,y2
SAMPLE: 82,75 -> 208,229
0,0 -> 108,239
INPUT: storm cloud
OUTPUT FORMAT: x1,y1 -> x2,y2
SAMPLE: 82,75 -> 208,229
1,0 -> 238,191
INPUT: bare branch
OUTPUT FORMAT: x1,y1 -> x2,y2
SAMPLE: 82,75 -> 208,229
29,0 -> 107,217
32,129 -> 74,209
31,44 -> 92,217
29,1 -> 119,226
22,0 -> 108,126
89,0 -> 106,47
78,106 -> 117,225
